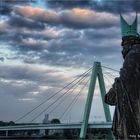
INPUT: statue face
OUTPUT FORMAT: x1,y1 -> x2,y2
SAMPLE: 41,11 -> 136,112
122,47 -> 128,59
121,36 -> 135,59
121,44 -> 132,59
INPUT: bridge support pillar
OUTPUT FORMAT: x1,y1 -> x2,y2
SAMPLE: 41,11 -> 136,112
80,62 -> 112,139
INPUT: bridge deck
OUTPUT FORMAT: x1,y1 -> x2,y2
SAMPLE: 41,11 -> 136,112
0,122 -> 112,131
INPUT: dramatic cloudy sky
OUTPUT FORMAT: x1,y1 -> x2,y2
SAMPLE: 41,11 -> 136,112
0,0 -> 139,123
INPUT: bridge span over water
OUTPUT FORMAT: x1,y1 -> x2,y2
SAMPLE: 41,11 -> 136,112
0,122 -> 112,131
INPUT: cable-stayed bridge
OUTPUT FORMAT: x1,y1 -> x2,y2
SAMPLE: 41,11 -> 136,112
0,62 -> 119,139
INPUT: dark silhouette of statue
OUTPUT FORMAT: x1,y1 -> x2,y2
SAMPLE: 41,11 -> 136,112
105,14 -> 140,139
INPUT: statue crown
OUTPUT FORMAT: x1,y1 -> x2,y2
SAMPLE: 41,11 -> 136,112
120,14 -> 137,37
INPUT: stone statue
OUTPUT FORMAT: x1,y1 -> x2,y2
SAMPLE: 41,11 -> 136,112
105,14 -> 140,139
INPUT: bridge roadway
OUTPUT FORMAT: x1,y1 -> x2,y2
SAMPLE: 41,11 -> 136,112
0,122 -> 112,131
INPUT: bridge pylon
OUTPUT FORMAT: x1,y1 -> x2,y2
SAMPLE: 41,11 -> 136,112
80,62 -> 112,139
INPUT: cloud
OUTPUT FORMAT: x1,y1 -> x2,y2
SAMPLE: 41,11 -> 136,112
92,0 -> 140,13
1,0 -> 140,16
0,64 -> 70,87
0,57 -> 4,62
83,28 -> 120,39
47,0 -> 140,13
0,62 -> 93,122
0,5 -> 12,15
9,12 -> 45,30
21,35 -> 121,68
15,6 -> 60,24
0,0 -> 36,15
60,8 -> 118,29
47,0 -> 92,9
0,17 -> 122,68
12,6 -> 118,29
0,21 -> 9,34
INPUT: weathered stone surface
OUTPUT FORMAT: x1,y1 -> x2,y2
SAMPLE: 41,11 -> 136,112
105,44 -> 140,139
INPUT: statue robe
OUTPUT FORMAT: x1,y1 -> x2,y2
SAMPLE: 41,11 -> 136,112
105,46 -> 140,139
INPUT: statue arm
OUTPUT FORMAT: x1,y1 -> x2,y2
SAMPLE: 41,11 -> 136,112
104,87 -> 117,105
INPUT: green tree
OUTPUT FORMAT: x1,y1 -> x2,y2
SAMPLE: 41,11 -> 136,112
50,118 -> 61,124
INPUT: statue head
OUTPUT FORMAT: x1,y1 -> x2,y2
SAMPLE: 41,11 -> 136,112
120,14 -> 140,58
